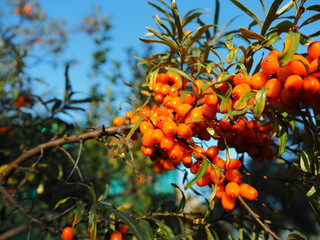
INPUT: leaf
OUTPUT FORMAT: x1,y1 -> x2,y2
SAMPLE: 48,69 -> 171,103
286,233 -> 306,240
165,67 -> 195,84
98,185 -> 109,202
72,202 -> 87,227
276,1 -> 295,17
280,31 -> 301,65
103,205 -> 153,240
88,204 -> 98,240
226,46 -> 239,63
205,226 -> 214,240
54,197 -> 73,209
171,0 -> 183,41
306,5 -> 320,12
171,183 -> 186,212
181,9 -> 206,28
229,0 -> 263,27
276,118 -> 288,157
146,68 -> 160,90
185,159 -> 208,190
151,218 -> 175,239
306,186 -> 316,197
145,27 -> 179,50
268,20 -> 294,35
224,33 -> 236,50
125,116 -> 146,140
300,13 -> 320,28
233,92 -> 255,110
261,0 -> 284,35
300,125 -> 314,173
155,15 -> 173,38
186,24 -> 217,49
139,38 -> 177,52
253,86 -> 268,119
262,32 -> 281,46
239,28 -> 265,41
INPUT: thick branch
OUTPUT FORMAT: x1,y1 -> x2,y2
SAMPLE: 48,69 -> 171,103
0,125 -> 132,184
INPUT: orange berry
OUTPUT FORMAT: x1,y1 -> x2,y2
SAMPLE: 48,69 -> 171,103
151,129 -> 164,144
233,73 -> 247,85
113,116 -> 125,126
276,65 -> 292,82
307,41 -> 320,59
162,120 -> 177,136
212,156 -> 226,169
183,92 -> 196,104
221,192 -> 236,211
225,182 -> 240,198
168,142 -> 182,161
192,145 -> 205,159
214,183 -> 226,199
154,162 -> 164,173
125,111 -> 134,119
302,75 -> 320,94
239,183 -> 258,200
209,168 -> 222,183
162,159 -> 175,170
225,169 -> 242,183
139,106 -> 151,117
139,121 -> 154,134
204,93 -> 218,106
248,71 -> 269,90
232,83 -> 251,100
142,129 -> 154,147
177,123 -> 193,138
176,103 -> 192,119
159,135 -> 175,151
284,75 -> 303,94
268,49 -> 281,59
202,103 -> 217,118
196,174 -> 211,187
261,56 -> 280,75
227,158 -> 242,169
192,79 -> 205,94
154,93 -> 164,104
205,146 -> 219,160
181,153 -> 192,167
22,5 -> 32,15
61,227 -> 74,240
309,59 -> 320,77
287,54 -> 310,76
170,96 -> 182,110
190,161 -> 201,174
141,145 -> 154,156
265,77 -> 282,99
218,118 -> 231,132
110,231 -> 123,240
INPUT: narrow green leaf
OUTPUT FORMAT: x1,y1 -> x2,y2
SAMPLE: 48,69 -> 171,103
151,218 -> 175,239
171,0 -> 184,41
280,31 -> 301,65
233,92 -> 255,110
239,28 -> 266,41
98,185 -> 109,202
181,9 -> 205,27
226,46 -> 239,63
224,33 -> 235,50
125,116 -> 146,140
268,20 -> 294,35
146,68 -> 160,90
155,15 -> 173,38
300,13 -> 320,28
300,125 -> 314,173
186,24 -> 217,49
306,186 -> 316,197
277,119 -> 288,157
306,5 -> 320,12
261,0 -> 284,36
205,226 -> 214,240
286,233 -> 306,240
276,1 -> 295,17
54,197 -> 73,209
89,204 -> 98,240
229,0 -> 263,27
139,37 -> 178,51
72,202 -> 87,226
185,159 -> 208,190
253,86 -> 268,119
262,32 -> 281,46
171,183 -> 186,213
146,26 -> 179,50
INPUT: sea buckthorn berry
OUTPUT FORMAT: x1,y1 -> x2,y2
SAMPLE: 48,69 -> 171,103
284,74 -> 303,94
307,41 -> 320,59
162,159 -> 175,170
142,129 -> 154,147
231,83 -> 251,100
61,227 -> 74,240
276,65 -> 292,82
265,78 -> 282,99
218,118 -> 231,132
205,146 -> 219,160
227,158 -> 242,169
196,174 -> 211,187
141,145 -> 154,156
309,59 -> 320,77
214,183 -> 226,199
188,107 -> 203,121
124,111 -> 134,119
168,142 -> 182,160
239,183 -> 258,200
192,145 -> 205,159
212,156 -> 226,169
162,120 -> 177,137
248,71 -> 269,89
139,121 -> 154,134
110,231 -> 123,240
233,73 -> 247,85
154,93 -> 164,104
113,116 -> 125,126
225,169 -> 242,183
170,96 -> 182,110
139,106 -> 151,117
225,182 -> 240,198
268,49 -> 281,59
181,153 -> 192,167
192,79 -> 205,94
287,54 -> 310,76
221,192 -> 236,211
261,56 -> 280,75
154,162 -> 164,173
160,135 -> 175,151
177,123 -> 193,138
190,161 -> 201,174
183,92 -> 196,104
303,75 -> 320,94
176,103 -> 192,119
151,129 -> 164,144
209,168 -> 222,183
202,103 -> 217,118
204,93 -> 218,106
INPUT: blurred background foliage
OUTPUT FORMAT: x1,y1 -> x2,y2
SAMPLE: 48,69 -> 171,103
0,0 -> 319,239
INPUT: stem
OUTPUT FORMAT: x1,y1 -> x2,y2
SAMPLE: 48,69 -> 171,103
238,196 -> 281,240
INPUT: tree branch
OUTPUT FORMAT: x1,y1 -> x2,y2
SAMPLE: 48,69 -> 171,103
238,196 -> 281,240
0,125 -> 132,184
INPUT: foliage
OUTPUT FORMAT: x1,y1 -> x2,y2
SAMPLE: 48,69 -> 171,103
1,0 -> 320,240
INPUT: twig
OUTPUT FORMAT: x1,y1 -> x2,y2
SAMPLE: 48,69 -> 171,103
0,223 -> 29,240
58,146 -> 84,182
0,185 -> 59,236
0,125 -> 132,184
238,196 -> 281,240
